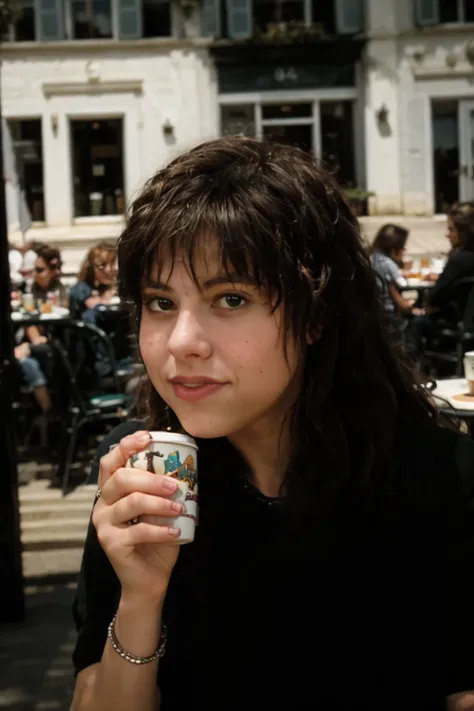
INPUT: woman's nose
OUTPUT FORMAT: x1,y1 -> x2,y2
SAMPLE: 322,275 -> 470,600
167,311 -> 212,361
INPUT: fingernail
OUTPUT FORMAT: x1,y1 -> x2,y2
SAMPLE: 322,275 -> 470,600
169,527 -> 180,536
163,478 -> 178,492
137,433 -> 150,445
171,502 -> 183,514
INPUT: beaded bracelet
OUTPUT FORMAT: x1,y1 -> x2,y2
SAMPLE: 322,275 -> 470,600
107,613 -> 168,665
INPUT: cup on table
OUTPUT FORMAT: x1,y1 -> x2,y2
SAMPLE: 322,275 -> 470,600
22,293 -> 36,313
464,351 -> 474,395
125,432 -> 198,545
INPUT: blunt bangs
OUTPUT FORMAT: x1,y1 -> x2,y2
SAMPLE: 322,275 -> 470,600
117,139 -> 336,342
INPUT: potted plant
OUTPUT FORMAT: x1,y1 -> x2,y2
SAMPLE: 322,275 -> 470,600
344,188 -> 375,217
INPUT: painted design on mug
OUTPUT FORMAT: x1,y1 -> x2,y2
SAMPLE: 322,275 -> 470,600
165,452 -> 197,492
129,450 -> 164,473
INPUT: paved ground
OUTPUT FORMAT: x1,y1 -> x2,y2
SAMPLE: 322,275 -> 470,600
0,456 -> 93,710
0,577 -> 79,711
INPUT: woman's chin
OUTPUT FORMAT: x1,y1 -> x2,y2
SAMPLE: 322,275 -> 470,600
176,416 -> 231,441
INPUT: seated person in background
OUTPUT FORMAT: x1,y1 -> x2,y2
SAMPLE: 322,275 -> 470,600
69,242 -> 117,323
22,246 -> 65,368
370,223 -> 422,328
30,246 -> 66,304
14,341 -> 52,413
405,202 -> 474,354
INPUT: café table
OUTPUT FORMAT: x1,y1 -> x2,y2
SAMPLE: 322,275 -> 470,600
400,279 -> 435,307
10,306 -> 71,326
430,377 -> 474,438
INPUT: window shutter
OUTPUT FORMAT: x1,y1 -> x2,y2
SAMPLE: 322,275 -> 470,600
201,0 -> 220,36
335,0 -> 363,34
415,0 -> 439,26
37,0 -> 64,41
226,0 -> 251,39
118,0 -> 142,39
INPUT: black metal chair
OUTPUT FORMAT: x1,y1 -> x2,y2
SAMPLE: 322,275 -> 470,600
51,321 -> 131,494
420,277 -> 474,377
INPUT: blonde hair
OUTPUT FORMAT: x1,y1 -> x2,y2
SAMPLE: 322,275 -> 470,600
78,241 -> 116,285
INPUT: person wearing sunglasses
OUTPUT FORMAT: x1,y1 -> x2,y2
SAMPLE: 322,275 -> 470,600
69,242 -> 117,323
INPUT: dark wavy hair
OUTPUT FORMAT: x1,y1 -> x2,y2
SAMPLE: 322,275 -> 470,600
448,201 -> 474,252
118,136 -> 435,523
370,223 -> 409,256
36,246 -> 62,272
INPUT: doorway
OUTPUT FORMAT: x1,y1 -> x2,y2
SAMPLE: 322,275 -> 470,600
261,101 -> 314,153
262,123 -> 312,152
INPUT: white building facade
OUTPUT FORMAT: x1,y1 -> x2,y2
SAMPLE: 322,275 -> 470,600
3,0 -> 473,263
365,0 -> 474,215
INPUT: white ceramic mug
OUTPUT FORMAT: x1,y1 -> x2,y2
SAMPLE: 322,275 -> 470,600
126,432 -> 198,545
464,351 -> 474,395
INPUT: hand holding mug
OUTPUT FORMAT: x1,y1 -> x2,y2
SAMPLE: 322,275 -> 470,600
92,431 -> 183,604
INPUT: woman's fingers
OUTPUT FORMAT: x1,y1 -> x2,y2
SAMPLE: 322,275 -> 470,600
96,520 -> 181,553
101,469 -> 178,506
110,491 -> 183,526
97,430 -> 151,491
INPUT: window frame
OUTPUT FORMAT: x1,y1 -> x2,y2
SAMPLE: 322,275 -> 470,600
10,0 -> 174,41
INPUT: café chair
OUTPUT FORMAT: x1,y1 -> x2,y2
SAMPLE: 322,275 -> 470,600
51,325 -> 131,494
420,277 -> 474,378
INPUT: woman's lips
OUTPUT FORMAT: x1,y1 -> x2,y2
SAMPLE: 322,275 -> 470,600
171,382 -> 227,402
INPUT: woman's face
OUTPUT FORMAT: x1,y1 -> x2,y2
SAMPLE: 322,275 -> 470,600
34,256 -> 56,290
447,217 -> 460,248
93,252 -> 116,286
139,246 -> 302,440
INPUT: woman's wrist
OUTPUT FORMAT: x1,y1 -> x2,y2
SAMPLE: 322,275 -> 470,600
115,594 -> 166,659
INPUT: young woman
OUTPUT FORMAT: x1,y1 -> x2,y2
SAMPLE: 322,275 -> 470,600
405,202 -> 474,353
71,138 -> 474,711
370,223 -> 421,324
30,246 -> 65,304
69,242 -> 117,322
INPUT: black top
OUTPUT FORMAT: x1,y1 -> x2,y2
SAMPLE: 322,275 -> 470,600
72,419 -> 474,710
430,249 -> 474,315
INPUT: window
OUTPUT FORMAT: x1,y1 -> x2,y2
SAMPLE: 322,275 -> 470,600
9,119 -> 45,222
143,0 -> 171,37
11,0 -> 36,40
254,0 -> 305,35
221,104 -> 256,136
9,0 -> 172,40
417,0 -> 474,25
311,0 -> 336,34
203,0 -> 362,39
69,0 -> 113,38
71,119 -> 125,218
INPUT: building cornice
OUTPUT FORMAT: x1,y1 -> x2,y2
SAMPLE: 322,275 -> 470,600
0,36 -> 211,58
42,79 -> 143,96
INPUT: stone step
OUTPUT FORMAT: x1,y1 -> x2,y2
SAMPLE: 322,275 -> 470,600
21,527 -> 90,552
18,483 -> 97,506
20,500 -> 93,522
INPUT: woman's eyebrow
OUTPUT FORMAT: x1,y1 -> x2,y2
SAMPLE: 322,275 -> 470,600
142,273 -> 256,292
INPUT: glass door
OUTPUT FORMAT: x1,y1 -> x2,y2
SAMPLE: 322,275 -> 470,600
260,102 -> 314,154
460,100 -> 474,202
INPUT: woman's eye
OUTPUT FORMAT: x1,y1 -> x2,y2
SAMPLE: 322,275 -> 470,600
216,294 -> 247,309
147,297 -> 175,312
